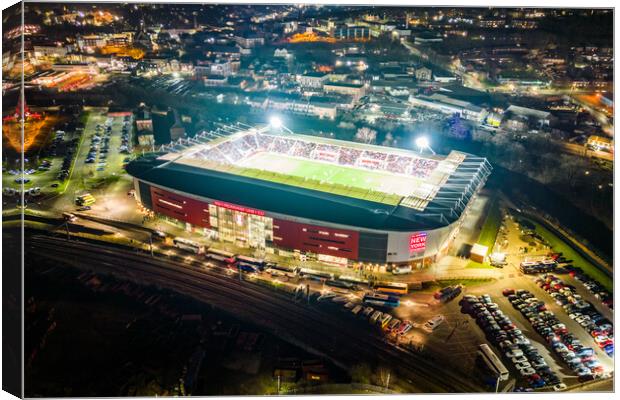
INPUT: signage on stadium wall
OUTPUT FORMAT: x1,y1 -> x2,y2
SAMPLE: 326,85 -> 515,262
213,200 -> 265,216
409,232 -> 427,253
107,111 -> 133,117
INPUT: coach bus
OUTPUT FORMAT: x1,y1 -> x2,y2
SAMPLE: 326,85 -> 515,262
363,293 -> 400,308
236,255 -> 265,270
75,193 -> 96,206
374,281 -> 408,295
299,268 -> 335,281
338,275 -> 367,285
326,279 -> 358,290
206,248 -> 237,264
478,344 -> 509,382
173,237 -> 204,254
519,261 -> 539,274
266,264 -> 298,277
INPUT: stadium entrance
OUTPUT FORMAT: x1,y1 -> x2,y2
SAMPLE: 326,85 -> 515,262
207,202 -> 273,251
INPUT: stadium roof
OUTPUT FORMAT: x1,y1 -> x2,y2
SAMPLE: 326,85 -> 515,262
127,124 -> 491,232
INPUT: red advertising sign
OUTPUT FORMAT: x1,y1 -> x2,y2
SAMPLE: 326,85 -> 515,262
213,200 -> 265,216
409,232 -> 427,253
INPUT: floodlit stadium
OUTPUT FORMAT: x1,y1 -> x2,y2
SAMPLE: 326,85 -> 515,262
127,123 -> 492,267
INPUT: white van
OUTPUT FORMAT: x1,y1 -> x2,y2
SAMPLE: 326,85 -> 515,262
392,265 -> 412,275
424,314 -> 445,331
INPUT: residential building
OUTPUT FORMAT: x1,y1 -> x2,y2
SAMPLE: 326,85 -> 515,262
334,25 -> 371,41
297,72 -> 328,89
408,93 -> 488,122
415,67 -> 432,81
323,81 -> 366,99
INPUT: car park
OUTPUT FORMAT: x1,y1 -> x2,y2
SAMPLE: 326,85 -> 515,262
508,288 -> 608,379
466,294 -> 559,388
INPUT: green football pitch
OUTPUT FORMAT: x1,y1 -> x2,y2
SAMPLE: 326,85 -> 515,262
237,152 -> 421,198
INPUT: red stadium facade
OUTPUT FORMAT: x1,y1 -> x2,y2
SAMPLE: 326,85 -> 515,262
150,185 -> 360,261
136,181 -> 475,268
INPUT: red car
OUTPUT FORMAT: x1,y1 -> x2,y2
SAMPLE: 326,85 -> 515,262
502,288 -> 515,296
527,374 -> 541,382
504,324 -> 517,331
590,366 -> 605,374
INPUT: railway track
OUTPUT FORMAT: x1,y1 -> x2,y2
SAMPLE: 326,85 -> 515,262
27,234 -> 483,393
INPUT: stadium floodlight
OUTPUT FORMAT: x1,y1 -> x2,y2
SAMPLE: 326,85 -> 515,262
269,116 -> 283,129
415,136 -> 435,154
269,116 -> 294,134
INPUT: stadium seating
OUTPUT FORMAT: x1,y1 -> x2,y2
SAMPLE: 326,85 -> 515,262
194,132 -> 439,179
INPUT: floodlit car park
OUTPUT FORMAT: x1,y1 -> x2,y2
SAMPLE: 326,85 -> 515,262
535,274 -> 613,358
506,287 -> 610,382
462,293 -> 560,389
84,115 -> 132,177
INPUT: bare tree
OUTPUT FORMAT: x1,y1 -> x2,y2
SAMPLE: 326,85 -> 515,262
382,132 -> 394,146
355,127 -> 377,144
375,365 -> 392,388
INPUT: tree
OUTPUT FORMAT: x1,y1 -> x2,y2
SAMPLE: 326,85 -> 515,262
446,113 -> 471,140
382,132 -> 394,146
374,366 -> 392,388
354,127 -> 377,144
350,363 -> 372,384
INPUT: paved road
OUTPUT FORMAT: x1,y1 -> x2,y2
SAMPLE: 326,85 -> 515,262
27,234 -> 485,394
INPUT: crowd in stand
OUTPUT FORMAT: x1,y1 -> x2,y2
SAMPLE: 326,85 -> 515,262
194,132 -> 439,179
